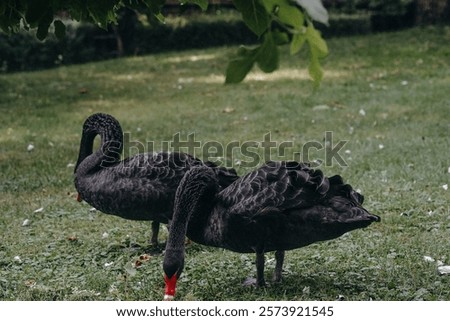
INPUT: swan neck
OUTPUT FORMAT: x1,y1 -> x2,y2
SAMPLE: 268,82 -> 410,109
75,114 -> 123,173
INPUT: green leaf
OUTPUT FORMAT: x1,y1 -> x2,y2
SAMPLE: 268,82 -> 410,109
305,23 -> 328,58
262,0 -> 304,30
256,32 -> 278,73
308,51 -> 324,88
290,32 -> 306,55
181,0 -> 209,11
54,20 -> 66,40
87,0 -> 117,29
232,0 -> 269,37
305,23 -> 327,87
225,46 -> 259,84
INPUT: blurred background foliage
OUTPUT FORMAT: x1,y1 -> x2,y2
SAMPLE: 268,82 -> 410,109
0,0 -> 449,73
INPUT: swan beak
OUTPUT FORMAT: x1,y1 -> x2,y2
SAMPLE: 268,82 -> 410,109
77,193 -> 82,202
164,273 -> 177,300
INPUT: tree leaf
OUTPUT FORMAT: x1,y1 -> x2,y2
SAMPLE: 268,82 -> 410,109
308,49 -> 324,88
305,23 -> 328,58
54,20 -> 66,40
294,0 -> 329,26
232,0 -> 269,37
290,32 -> 306,55
256,32 -> 278,73
87,0 -> 117,29
262,0 -> 304,30
225,46 -> 259,84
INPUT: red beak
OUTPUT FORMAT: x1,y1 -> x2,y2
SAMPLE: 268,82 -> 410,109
77,193 -> 82,202
164,273 -> 177,300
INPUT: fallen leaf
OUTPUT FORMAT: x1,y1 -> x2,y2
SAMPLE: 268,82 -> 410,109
139,254 -> 151,262
67,236 -> 78,242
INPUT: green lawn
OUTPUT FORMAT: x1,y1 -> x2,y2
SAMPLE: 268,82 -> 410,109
1,26 -> 449,301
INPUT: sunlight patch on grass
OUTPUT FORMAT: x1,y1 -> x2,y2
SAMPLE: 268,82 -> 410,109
195,68 -> 350,84
163,53 -> 219,64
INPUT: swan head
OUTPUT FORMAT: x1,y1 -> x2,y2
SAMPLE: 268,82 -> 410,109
163,249 -> 185,300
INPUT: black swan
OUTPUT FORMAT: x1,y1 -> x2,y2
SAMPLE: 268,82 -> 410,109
74,113 -> 238,247
163,162 -> 380,299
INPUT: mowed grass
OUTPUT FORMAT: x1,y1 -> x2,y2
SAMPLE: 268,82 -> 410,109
1,26 -> 449,301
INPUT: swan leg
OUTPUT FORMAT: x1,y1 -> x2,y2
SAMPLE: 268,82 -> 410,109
150,221 -> 160,247
272,250 -> 285,283
255,252 -> 266,287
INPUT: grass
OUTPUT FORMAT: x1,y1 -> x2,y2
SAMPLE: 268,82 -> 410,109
1,26 -> 450,301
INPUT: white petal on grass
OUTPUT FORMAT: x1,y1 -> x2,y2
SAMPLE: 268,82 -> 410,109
22,219 -> 30,226
401,80 -> 408,86
312,104 -> 330,111
34,207 -> 44,213
378,144 -> 385,150
14,256 -> 22,263
359,109 -> 366,116
423,256 -> 435,262
442,184 -> 448,191
102,232 -> 109,239
104,262 -> 114,267
27,144 -> 35,152
437,266 -> 450,275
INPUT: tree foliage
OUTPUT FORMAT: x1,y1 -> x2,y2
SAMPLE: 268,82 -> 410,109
0,0 -> 329,85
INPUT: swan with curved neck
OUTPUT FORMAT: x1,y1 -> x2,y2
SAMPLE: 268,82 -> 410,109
74,113 -> 238,247
163,162 -> 380,299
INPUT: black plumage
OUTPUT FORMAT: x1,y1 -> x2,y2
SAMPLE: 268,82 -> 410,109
163,162 -> 380,299
74,113 -> 238,247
